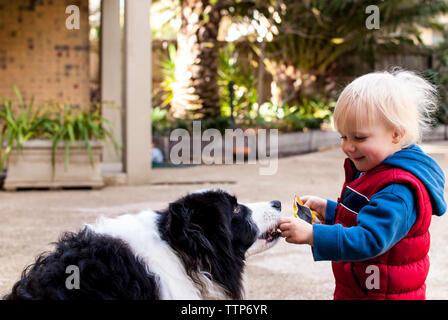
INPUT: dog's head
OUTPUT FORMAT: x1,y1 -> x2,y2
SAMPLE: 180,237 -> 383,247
158,188 -> 281,299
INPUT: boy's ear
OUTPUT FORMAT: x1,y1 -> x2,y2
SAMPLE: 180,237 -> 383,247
392,128 -> 405,144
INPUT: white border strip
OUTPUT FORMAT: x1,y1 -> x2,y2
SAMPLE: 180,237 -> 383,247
346,186 -> 370,202
340,203 -> 359,215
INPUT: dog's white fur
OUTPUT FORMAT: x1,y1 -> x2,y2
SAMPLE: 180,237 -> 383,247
245,202 -> 281,256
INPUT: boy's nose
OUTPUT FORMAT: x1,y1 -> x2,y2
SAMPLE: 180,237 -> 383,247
342,140 -> 356,153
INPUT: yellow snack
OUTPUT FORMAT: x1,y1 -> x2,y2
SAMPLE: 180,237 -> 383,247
293,195 -> 321,224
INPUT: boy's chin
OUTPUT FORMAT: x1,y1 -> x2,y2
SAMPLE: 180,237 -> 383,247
351,158 -> 374,172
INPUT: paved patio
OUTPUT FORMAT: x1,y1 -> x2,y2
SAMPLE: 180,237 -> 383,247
1,141 -> 447,299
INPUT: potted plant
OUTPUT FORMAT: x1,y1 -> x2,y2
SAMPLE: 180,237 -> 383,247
0,87 -> 119,190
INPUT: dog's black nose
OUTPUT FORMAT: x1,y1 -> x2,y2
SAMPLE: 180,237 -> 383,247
270,200 -> 281,210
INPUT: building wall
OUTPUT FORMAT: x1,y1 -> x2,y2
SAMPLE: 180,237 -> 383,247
0,0 -> 90,109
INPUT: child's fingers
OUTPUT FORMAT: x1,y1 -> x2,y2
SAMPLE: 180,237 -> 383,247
278,217 -> 293,225
280,230 -> 291,238
300,195 -> 313,207
300,195 -> 310,202
284,236 -> 294,243
278,222 -> 290,231
278,218 -> 294,230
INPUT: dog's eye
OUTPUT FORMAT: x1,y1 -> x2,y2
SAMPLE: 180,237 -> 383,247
233,205 -> 240,214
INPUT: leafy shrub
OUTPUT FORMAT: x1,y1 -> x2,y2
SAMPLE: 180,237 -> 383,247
0,87 -> 52,170
239,97 -> 335,132
152,106 -> 232,135
152,106 -> 190,136
423,69 -> 448,125
159,43 -> 177,108
153,42 -> 334,134
218,43 -> 258,118
0,87 -> 119,171
43,103 -> 119,170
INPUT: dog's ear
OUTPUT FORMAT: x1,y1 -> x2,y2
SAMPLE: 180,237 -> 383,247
166,201 -> 221,294
166,202 -> 215,254
167,202 -> 190,236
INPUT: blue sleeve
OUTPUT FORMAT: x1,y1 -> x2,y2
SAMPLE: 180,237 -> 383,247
311,184 -> 417,262
325,200 -> 338,225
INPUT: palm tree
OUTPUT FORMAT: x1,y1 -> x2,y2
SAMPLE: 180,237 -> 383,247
164,0 -> 448,118
232,0 -> 448,106
170,0 -> 222,119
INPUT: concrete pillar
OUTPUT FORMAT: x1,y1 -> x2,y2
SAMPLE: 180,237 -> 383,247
101,0 -> 122,164
123,0 -> 152,184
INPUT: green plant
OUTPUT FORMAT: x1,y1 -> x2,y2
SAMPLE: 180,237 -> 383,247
201,116 -> 232,133
423,69 -> 448,125
44,103 -> 119,170
218,43 -> 258,118
241,97 -> 334,132
231,0 -> 448,106
423,28 -> 448,125
281,98 -> 334,132
151,106 -> 190,136
159,43 -> 177,108
0,86 -> 52,171
0,87 -> 120,172
152,106 -> 232,135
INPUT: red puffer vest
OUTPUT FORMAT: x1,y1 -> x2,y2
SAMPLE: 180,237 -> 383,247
332,158 -> 432,300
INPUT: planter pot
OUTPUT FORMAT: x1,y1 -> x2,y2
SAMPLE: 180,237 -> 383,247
3,140 -> 104,191
276,129 -> 341,157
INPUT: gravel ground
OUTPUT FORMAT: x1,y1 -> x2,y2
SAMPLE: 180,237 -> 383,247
1,142 -> 447,299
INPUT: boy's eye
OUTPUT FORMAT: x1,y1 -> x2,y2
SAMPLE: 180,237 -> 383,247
354,136 -> 367,141
340,136 -> 347,140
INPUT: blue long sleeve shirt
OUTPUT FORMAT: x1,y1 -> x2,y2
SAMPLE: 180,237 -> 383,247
311,144 -> 446,262
312,184 -> 416,261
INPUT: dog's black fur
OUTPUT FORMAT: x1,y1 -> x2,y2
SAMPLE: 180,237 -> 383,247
4,229 -> 161,300
158,190 -> 259,299
4,189 -> 260,300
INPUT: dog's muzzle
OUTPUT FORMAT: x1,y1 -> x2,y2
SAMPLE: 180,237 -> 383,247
245,200 -> 282,256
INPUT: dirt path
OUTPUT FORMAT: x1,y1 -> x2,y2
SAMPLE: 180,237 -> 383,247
1,142 -> 447,299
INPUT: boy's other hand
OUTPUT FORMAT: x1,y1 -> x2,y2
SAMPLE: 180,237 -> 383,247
278,217 -> 313,246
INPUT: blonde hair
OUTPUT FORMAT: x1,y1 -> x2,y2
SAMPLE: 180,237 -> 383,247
333,69 -> 439,145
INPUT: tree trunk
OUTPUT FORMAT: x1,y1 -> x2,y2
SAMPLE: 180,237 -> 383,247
171,0 -> 222,120
269,62 -> 300,107
268,61 -> 318,107
256,40 -> 266,115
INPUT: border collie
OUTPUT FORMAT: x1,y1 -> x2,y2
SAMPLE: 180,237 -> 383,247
4,189 -> 281,300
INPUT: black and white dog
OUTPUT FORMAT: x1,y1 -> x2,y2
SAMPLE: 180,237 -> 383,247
4,189 -> 281,300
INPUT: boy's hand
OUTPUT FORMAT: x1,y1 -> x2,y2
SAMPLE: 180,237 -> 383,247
300,195 -> 327,221
278,217 -> 313,245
